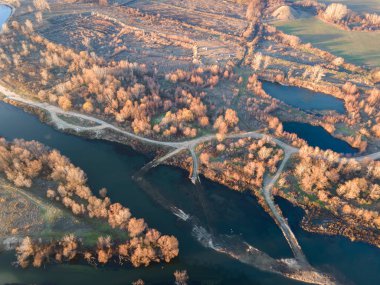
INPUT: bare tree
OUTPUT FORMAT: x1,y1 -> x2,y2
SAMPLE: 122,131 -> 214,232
323,3 -> 349,22
174,270 -> 189,285
33,0 -> 50,11
246,0 -> 262,21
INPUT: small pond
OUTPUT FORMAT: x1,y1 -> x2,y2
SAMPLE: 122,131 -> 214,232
283,121 -> 358,154
262,81 -> 345,114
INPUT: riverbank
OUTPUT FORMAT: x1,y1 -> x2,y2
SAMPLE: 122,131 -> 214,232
301,207 -> 380,248
0,100 -> 319,285
0,90 -> 343,284
277,189 -> 380,249
0,136 -> 180,271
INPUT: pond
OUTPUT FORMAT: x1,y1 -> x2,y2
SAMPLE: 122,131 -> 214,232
262,81 -> 345,114
283,121 -> 358,154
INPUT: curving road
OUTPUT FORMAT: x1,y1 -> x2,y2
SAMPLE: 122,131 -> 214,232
356,152 -> 380,162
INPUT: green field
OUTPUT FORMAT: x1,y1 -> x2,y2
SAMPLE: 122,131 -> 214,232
274,17 -> 380,67
319,0 -> 380,13
289,0 -> 380,13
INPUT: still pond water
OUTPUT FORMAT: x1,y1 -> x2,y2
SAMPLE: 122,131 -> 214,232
283,122 -> 358,155
262,81 -> 345,114
262,82 -> 358,154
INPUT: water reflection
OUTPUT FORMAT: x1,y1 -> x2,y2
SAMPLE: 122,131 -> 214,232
283,121 -> 358,154
262,81 -> 345,114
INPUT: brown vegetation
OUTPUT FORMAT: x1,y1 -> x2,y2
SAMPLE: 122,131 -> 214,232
197,136 -> 283,192
318,3 -> 380,31
284,147 -> 380,237
174,270 -> 189,285
1,0 -> 380,251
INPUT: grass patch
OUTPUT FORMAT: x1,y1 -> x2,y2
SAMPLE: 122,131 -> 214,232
274,17 -> 380,67
335,123 -> 357,136
0,178 -> 128,246
318,0 -> 380,13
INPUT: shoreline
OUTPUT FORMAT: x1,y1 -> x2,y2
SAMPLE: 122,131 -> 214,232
277,192 -> 380,249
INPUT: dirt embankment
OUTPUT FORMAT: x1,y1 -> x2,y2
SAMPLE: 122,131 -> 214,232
272,6 -> 299,21
301,207 -> 380,248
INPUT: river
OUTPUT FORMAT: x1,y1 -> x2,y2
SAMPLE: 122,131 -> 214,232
0,89 -> 380,285
1,4 -> 380,285
0,102 -> 296,285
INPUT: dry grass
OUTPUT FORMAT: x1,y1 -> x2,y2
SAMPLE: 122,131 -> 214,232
0,179 -> 44,238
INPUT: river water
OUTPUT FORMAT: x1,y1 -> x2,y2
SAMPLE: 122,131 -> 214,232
0,89 -> 380,285
1,4 -> 380,285
0,99 -> 295,285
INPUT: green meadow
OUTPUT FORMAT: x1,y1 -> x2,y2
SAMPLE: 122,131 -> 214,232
274,17 -> 380,67
319,0 -> 380,13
